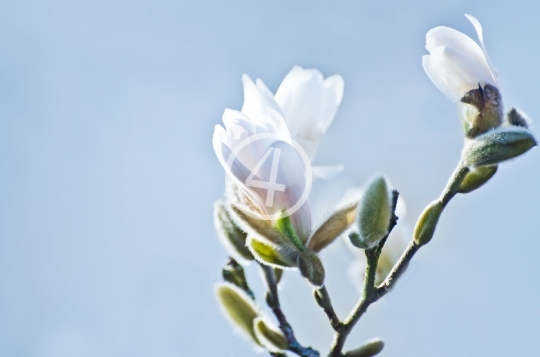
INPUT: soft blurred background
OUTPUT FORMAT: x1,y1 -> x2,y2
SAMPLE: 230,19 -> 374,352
1,0 -> 539,356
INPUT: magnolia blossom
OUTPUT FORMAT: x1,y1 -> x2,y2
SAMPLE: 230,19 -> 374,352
242,66 -> 344,179
213,67 -> 344,240
422,14 -> 498,102
213,109 -> 311,240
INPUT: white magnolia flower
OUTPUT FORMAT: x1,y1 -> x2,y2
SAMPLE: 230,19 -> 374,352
241,66 -> 345,179
422,14 -> 498,102
213,109 -> 311,240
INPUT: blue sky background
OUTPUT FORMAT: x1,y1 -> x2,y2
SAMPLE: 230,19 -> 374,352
1,1 -> 539,356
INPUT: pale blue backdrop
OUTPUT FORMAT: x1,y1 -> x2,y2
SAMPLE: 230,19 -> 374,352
1,1 -> 539,356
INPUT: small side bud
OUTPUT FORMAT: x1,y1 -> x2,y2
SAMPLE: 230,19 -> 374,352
354,176 -> 392,249
215,282 -> 260,345
222,259 -> 255,300
462,127 -> 537,167
214,202 -> 254,263
457,165 -> 498,194
297,251 -> 325,287
413,201 -> 442,246
273,268 -> 283,284
506,107 -> 531,128
253,317 -> 288,352
344,338 -> 385,357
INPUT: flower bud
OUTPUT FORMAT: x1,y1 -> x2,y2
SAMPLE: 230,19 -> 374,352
506,107 -> 531,128
352,176 -> 392,249
297,250 -> 325,287
214,202 -> 254,263
457,165 -> 498,194
462,127 -> 537,167
222,259 -> 254,300
413,201 -> 442,246
253,317 -> 288,352
344,338 -> 385,357
215,282 -> 260,345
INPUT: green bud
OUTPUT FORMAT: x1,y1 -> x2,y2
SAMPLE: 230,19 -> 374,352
354,176 -> 392,249
222,259 -> 255,300
307,200 -> 358,253
214,202 -> 254,263
413,201 -> 442,246
344,338 -> 385,357
215,282 -> 260,345
253,317 -> 288,352
457,166 -> 498,194
297,250 -> 325,287
248,238 -> 298,269
462,127 -> 537,168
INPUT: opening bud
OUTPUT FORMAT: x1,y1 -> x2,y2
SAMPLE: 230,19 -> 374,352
413,201 -> 442,246
352,176 -> 392,249
297,250 -> 325,287
460,84 -> 503,138
462,127 -> 537,168
344,338 -> 385,357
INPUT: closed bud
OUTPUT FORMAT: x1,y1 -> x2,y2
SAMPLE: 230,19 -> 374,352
506,107 -> 531,128
214,202 -> 254,263
222,259 -> 255,300
462,127 -> 537,168
414,201 -> 442,246
344,338 -> 385,357
353,176 -> 392,249
215,282 -> 260,345
253,317 -> 288,352
297,250 -> 325,287
457,165 -> 498,194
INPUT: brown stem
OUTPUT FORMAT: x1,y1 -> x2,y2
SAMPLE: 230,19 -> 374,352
260,264 -> 320,357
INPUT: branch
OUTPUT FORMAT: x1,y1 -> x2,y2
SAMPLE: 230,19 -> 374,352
259,264 -> 320,357
314,286 -> 342,332
328,164 -> 469,356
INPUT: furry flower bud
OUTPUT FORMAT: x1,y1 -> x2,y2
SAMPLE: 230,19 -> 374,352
413,201 -> 442,246
214,202 -> 254,263
297,250 -> 325,287
344,338 -> 385,357
253,317 -> 288,352
457,165 -> 498,194
350,176 -> 392,249
462,127 -> 537,167
215,283 -> 260,345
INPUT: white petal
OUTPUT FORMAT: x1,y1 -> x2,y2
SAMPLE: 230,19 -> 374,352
425,25 -> 496,90
465,14 -> 498,79
319,74 -> 345,133
312,165 -> 344,181
241,74 -> 281,121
